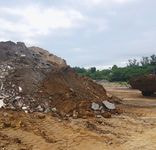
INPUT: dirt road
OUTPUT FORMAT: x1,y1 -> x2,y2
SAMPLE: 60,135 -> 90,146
0,84 -> 156,150
104,84 -> 156,150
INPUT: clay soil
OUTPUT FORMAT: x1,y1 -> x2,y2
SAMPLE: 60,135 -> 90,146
0,82 -> 156,150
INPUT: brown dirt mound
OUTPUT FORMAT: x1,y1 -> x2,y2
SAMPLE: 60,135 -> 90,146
130,74 -> 156,92
36,67 -> 117,117
0,41 -> 120,118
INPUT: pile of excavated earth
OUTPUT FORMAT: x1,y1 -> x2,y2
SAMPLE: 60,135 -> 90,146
0,41 -> 121,119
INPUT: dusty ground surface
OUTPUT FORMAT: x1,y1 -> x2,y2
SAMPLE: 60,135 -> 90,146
0,82 -> 156,150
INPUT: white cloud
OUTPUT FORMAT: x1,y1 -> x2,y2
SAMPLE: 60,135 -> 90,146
82,0 -> 135,7
72,48 -> 83,52
0,0 -> 134,43
94,19 -> 109,32
0,3 -> 111,44
0,5 -> 85,43
86,64 -> 112,70
114,0 -> 132,4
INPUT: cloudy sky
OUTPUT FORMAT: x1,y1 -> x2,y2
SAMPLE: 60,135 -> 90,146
0,0 -> 156,69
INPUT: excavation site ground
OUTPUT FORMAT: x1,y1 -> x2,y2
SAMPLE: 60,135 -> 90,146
0,42 -> 155,150
0,82 -> 156,150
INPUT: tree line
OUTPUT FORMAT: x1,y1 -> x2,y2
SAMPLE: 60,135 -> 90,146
73,54 -> 156,82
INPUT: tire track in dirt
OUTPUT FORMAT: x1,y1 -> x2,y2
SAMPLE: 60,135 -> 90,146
1,115 -> 111,150
123,127 -> 156,150
36,117 -> 111,150
1,129 -> 56,150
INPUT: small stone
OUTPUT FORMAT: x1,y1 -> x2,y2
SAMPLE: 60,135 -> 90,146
96,115 -> 102,118
49,96 -> 52,100
17,101 -> 23,108
15,96 -> 21,100
91,102 -> 100,111
106,93 -> 113,99
51,107 -> 57,112
0,82 -> 3,90
0,100 -> 4,108
19,87 -> 22,93
101,112 -> 111,118
97,119 -> 103,124
37,105 -> 44,112
44,108 -> 51,113
70,88 -> 74,92
73,110 -> 78,119
24,110 -> 28,113
37,113 -> 46,119
21,54 -> 26,57
22,106 -> 27,110
108,141 -> 113,145
103,101 -> 115,110
12,84 -> 15,87
7,65 -> 11,69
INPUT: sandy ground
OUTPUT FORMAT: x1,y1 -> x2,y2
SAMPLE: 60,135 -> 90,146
0,83 -> 156,150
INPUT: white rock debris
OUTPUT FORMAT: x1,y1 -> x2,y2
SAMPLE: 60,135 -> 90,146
19,87 -> 22,93
91,102 -> 100,111
0,100 -> 4,108
103,101 -> 116,110
21,54 -> 26,57
0,82 -> 3,90
51,107 -> 57,112
22,106 -> 27,110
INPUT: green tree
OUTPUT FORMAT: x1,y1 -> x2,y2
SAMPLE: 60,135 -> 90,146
73,54 -> 156,82
127,59 -> 139,67
90,67 -> 96,73
150,54 -> 156,65
140,57 -> 150,66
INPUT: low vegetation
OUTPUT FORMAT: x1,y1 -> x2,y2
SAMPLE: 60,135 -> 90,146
73,54 -> 156,82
